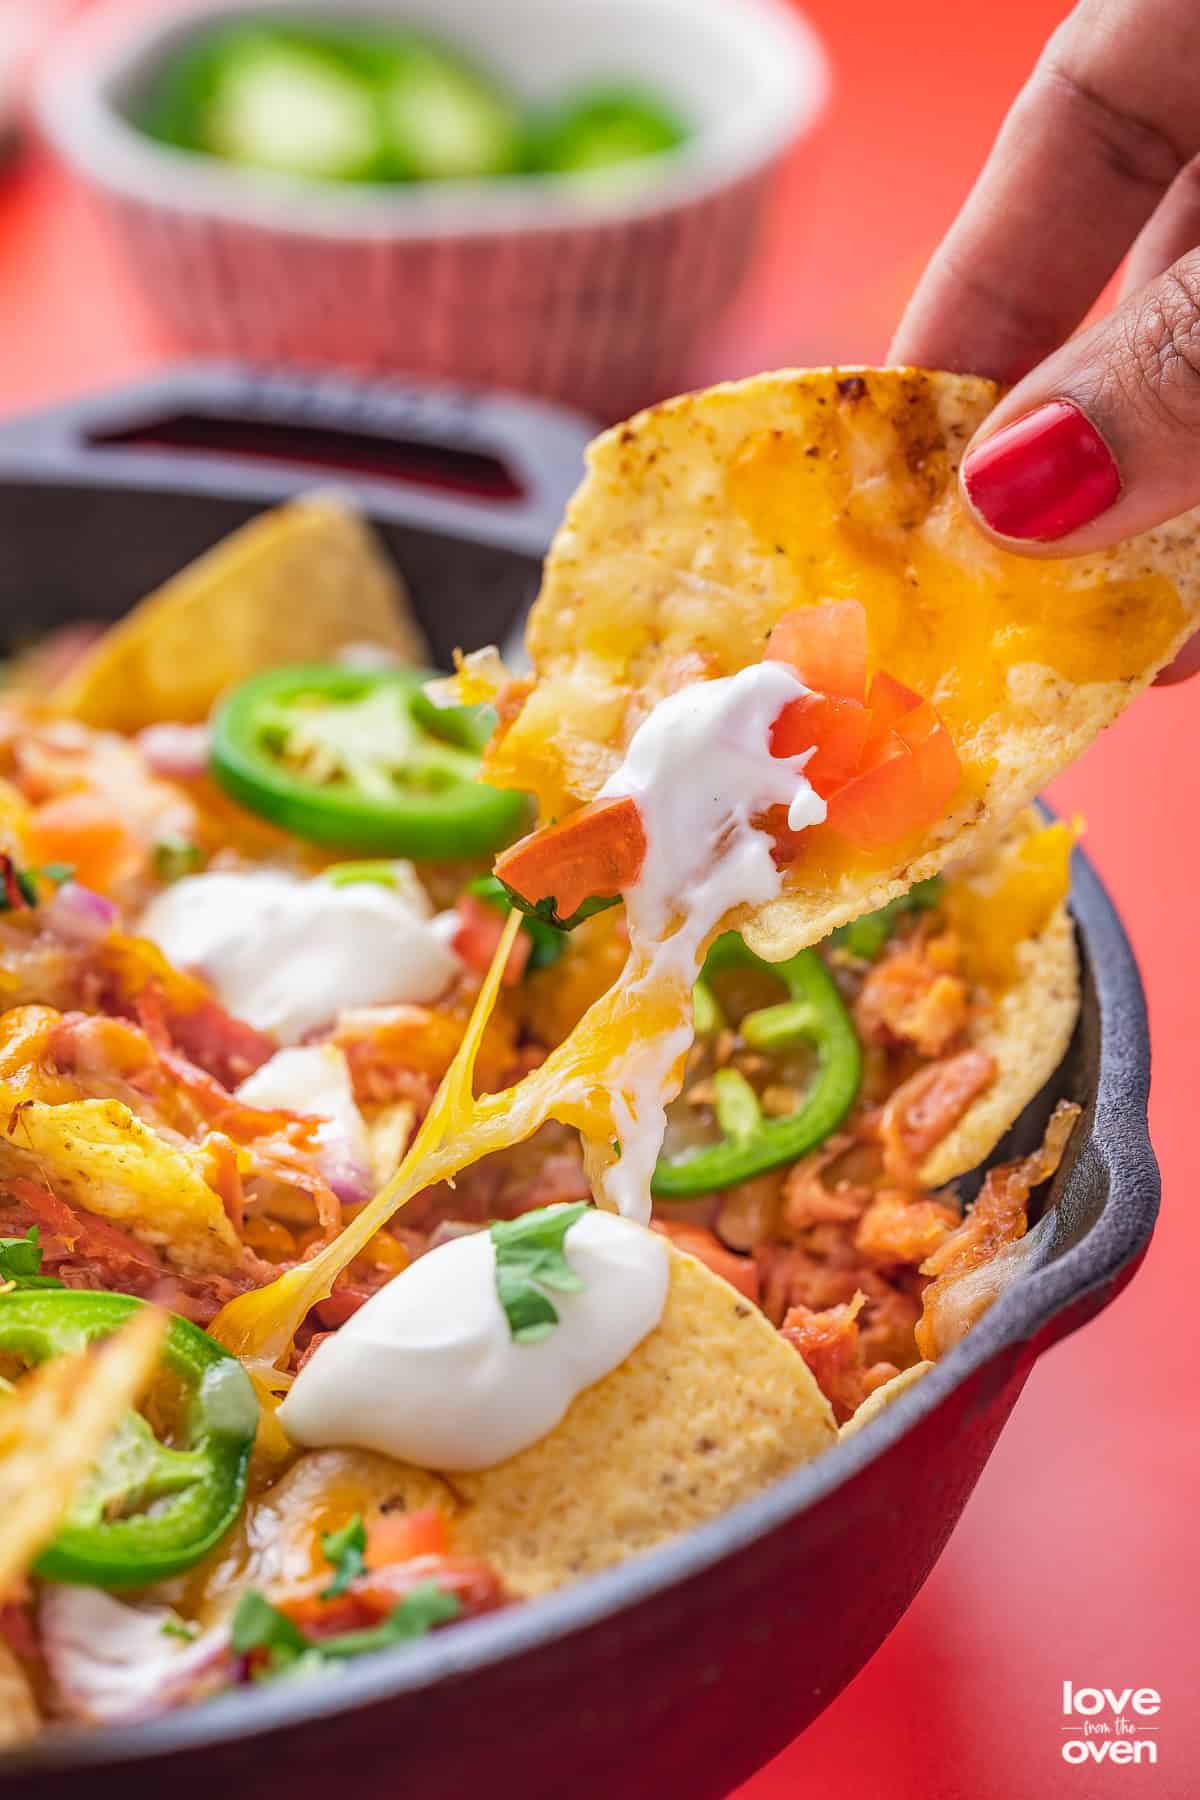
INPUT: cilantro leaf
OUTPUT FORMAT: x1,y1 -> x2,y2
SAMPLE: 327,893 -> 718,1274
467,875 -> 564,970
0,1226 -> 64,1290
35,863 -> 76,887
490,1202 -> 588,1345
230,1583 -> 460,1682
497,881 -> 621,935
153,838 -> 204,883
160,1617 -> 198,1643
231,1591 -> 308,1672
0,856 -> 74,913
830,876 -> 944,961
320,1514 -> 367,1600
318,1584 -> 461,1660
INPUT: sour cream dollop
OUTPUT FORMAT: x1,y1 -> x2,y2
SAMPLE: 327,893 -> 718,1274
593,660 -> 826,1218
277,1208 -> 669,1470
138,868 -> 461,1043
237,1044 -> 371,1201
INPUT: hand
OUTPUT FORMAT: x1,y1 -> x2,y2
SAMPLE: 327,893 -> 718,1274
889,0 -> 1200,678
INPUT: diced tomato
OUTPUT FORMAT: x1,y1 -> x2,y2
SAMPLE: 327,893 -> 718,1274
770,693 -> 873,796
893,699 -> 962,818
859,670 -> 923,762
30,791 -> 143,895
765,600 -> 868,704
279,1550 -> 504,1638
451,893 -> 531,987
365,1508 -> 449,1571
493,794 -> 646,922
824,709 -> 961,849
781,664 -> 963,850
823,734 -> 919,849
867,669 -> 924,729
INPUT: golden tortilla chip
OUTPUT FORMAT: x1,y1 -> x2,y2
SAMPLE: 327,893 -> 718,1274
0,1308 -> 166,1598
484,368 -> 1198,959
430,1245 -> 833,1597
0,1007 -> 243,1274
839,1361 -> 933,1440
921,811 -> 1080,1186
51,497 -> 426,732
0,1098 -> 242,1274
219,1246 -> 835,1604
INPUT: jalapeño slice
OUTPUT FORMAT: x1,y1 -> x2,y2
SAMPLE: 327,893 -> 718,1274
652,932 -> 863,1197
0,1290 -> 258,1587
210,664 -> 527,860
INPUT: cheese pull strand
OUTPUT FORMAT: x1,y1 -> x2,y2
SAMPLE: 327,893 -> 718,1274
211,908 -> 526,1367
210,912 -> 692,1370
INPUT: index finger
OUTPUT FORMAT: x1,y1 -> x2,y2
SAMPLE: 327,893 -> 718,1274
889,0 -> 1200,381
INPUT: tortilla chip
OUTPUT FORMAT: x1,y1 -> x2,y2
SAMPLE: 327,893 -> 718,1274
0,1308 -> 166,1599
838,1361 -> 933,1440
0,1009 -> 244,1274
921,811 -> 1080,1186
0,1097 -> 242,1275
241,1247 -> 834,1602
438,1244 -> 836,1597
51,497 -> 426,732
484,368 -> 1200,959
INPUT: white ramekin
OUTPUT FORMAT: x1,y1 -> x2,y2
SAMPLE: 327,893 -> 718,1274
38,0 -> 830,419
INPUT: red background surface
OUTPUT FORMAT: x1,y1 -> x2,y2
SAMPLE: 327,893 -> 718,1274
1,2 -> 1196,1794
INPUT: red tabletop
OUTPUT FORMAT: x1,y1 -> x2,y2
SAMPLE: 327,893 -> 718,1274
1,3 -> 1196,1794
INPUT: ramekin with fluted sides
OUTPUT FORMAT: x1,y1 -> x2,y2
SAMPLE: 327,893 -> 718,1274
37,0 -> 830,420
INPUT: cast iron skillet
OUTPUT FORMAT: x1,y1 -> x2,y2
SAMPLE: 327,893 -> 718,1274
0,369 -> 1159,1800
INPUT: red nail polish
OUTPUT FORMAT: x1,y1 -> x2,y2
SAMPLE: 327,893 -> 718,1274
961,401 -> 1121,541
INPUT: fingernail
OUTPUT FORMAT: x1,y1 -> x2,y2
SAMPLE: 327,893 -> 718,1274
961,401 -> 1121,541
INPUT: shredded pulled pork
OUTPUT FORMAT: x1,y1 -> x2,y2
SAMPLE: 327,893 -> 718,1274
2,1178 -> 255,1325
780,1293 -> 900,1424
651,1220 -> 759,1303
854,1188 -> 960,1266
333,997 -> 518,1106
915,1100 -> 1081,1359
879,1048 -> 996,1181
782,1137 -> 869,1229
855,932 -> 971,1059
755,1239 -> 923,1368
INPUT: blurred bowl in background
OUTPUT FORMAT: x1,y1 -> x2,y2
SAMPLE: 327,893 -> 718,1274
37,0 -> 830,419
0,0 -> 71,153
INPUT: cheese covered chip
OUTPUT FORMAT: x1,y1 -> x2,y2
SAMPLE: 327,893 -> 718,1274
485,367 -> 1199,959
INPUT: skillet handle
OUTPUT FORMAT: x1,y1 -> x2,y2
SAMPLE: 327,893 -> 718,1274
1025,1241 -> 1150,1359
0,361 -> 596,562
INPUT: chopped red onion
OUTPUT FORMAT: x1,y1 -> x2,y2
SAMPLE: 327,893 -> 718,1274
43,880 -> 118,945
317,1137 -> 373,1207
137,722 -> 211,779
40,1587 -> 231,1724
